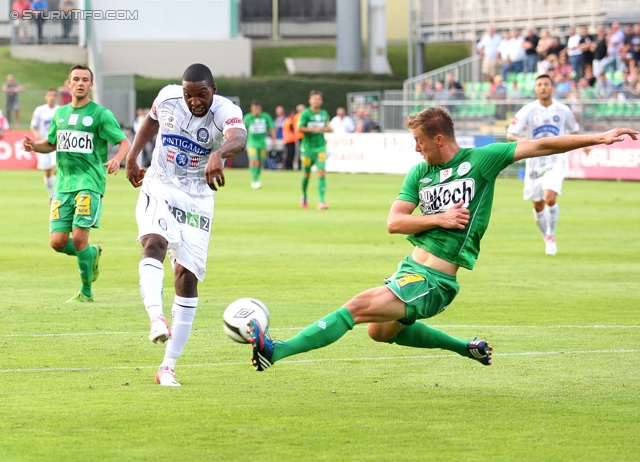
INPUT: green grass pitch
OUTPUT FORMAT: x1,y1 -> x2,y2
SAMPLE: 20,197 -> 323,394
0,168 -> 638,461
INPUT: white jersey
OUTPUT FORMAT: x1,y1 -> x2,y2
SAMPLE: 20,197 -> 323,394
31,103 -> 59,146
145,85 -> 246,197
507,99 -> 579,171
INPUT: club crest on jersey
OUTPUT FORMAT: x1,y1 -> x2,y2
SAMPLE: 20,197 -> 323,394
175,152 -> 189,167
164,115 -> 176,129
419,179 -> 475,214
197,128 -> 209,143
553,115 -> 560,122
439,168 -> 453,182
457,162 -> 471,176
82,116 -> 93,127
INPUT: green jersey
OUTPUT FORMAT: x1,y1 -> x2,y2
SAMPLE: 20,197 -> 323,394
244,112 -> 275,150
397,143 -> 516,270
298,108 -> 329,153
47,101 -> 126,195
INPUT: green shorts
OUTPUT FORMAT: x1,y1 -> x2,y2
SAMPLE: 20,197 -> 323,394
49,190 -> 102,233
384,256 -> 459,325
300,150 -> 327,172
247,147 -> 267,162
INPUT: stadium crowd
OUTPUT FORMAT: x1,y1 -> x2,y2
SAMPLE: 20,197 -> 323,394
415,22 -> 640,108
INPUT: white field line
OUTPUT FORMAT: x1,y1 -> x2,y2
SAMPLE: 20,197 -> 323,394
5,325 -> 640,338
0,349 -> 637,374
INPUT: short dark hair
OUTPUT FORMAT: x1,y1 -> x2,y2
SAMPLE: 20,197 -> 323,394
251,100 -> 261,106
69,65 -> 93,82
535,74 -> 554,84
309,90 -> 323,98
182,63 -> 215,87
46,88 -> 57,94
405,106 -> 455,140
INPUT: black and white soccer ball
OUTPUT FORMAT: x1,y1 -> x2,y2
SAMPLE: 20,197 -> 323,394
223,298 -> 270,343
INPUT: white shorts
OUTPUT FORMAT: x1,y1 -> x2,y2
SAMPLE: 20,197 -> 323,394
136,181 -> 214,281
523,160 -> 566,202
36,151 -> 56,170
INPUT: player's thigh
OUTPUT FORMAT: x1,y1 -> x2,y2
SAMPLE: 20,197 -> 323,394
344,286 -> 407,324
523,173 -> 544,202
315,151 -> 327,171
49,191 -> 77,233
247,147 -> 261,162
135,182 -> 182,247
71,190 -> 102,230
541,165 -> 565,196
36,152 -> 53,170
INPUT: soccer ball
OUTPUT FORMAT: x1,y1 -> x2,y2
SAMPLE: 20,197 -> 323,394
223,298 -> 270,343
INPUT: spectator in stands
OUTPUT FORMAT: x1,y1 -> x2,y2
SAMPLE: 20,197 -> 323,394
554,72 -> 571,98
538,53 -> 559,75
620,69 -> 638,97
629,23 -> 640,73
477,26 -> 503,82
507,80 -> 522,100
620,23 -> 635,72
595,72 -> 615,99
330,107 -> 355,134
583,64 -> 597,86
12,0 -> 31,42
546,37 -> 565,59
501,29 -> 526,82
578,26 -> 595,76
566,26 -> 583,80
59,0 -> 74,40
446,73 -> 464,100
578,77 -> 597,100
536,28 -> 554,60
489,74 -> 507,119
601,22 -> 625,74
591,25 -> 609,78
497,30 -> 511,75
556,53 -> 573,78
355,109 -> 375,133
421,78 -> 434,99
30,0 -> 48,44
522,28 -> 540,73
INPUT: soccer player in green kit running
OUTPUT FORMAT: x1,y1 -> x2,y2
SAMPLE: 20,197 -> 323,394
297,90 -> 332,210
23,65 -> 131,302
248,106 -> 638,371
243,100 -> 276,189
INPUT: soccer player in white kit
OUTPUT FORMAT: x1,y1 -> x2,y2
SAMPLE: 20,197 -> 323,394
30,89 -> 59,201
506,74 -> 580,256
125,64 -> 247,386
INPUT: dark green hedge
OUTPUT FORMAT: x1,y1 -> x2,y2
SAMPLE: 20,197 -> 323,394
136,74 -> 404,118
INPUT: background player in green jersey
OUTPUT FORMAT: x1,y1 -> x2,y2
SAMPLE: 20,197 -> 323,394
243,100 -> 276,189
297,90 -> 332,210
23,65 -> 131,303
248,106 -> 638,372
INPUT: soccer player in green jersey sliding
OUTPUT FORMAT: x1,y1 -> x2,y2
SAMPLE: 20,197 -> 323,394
297,90 -> 332,210
243,100 -> 276,189
248,106 -> 638,371
23,65 -> 131,303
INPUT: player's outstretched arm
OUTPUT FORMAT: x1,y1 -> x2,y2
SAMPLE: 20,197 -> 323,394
125,116 -> 159,187
387,200 -> 469,235
513,128 -> 638,161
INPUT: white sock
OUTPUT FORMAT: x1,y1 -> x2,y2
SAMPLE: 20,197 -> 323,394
163,296 -> 198,366
534,209 -> 547,237
546,204 -> 559,237
139,258 -> 164,320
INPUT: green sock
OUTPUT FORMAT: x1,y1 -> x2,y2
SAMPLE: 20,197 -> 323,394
301,175 -> 309,198
250,166 -> 259,182
389,322 -> 470,357
318,176 -> 326,202
58,238 -> 77,256
272,307 -> 355,362
76,246 -> 95,297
